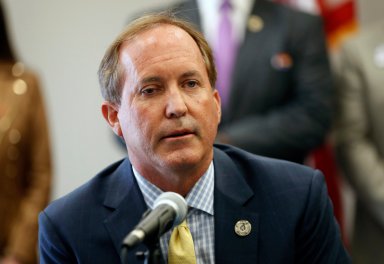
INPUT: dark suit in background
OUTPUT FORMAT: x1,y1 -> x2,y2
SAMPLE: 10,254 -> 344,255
169,0 -> 333,164
39,145 -> 349,263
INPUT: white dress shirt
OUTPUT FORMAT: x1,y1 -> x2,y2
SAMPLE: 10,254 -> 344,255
196,0 -> 255,47
132,162 -> 215,264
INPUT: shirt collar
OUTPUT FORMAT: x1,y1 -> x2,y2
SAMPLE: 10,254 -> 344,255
196,0 -> 255,45
132,161 -> 214,216
197,0 -> 254,11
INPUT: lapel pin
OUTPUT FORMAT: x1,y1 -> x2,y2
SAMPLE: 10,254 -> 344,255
248,15 -> 263,33
271,52 -> 293,71
234,220 -> 252,236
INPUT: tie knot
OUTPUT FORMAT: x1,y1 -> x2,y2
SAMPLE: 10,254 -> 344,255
179,220 -> 188,228
221,0 -> 232,11
168,219 -> 196,264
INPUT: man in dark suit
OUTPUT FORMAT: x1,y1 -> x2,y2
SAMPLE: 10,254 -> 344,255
39,13 -> 349,263
169,0 -> 333,164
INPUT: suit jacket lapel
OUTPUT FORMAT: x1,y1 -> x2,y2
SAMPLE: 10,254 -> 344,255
102,159 -> 148,263
213,147 -> 260,263
229,0 -> 278,117
102,148 -> 261,263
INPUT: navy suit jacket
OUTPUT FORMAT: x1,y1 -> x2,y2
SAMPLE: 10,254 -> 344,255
169,0 -> 333,163
39,145 -> 349,263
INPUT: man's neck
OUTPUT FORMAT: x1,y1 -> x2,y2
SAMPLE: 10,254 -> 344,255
133,160 -> 212,197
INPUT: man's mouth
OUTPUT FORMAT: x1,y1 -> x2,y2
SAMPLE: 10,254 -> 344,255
163,129 -> 194,139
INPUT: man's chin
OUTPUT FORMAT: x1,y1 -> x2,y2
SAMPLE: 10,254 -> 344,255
158,149 -> 202,169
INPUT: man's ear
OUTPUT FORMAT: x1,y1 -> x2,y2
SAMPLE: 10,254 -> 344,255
213,89 -> 222,124
101,101 -> 123,137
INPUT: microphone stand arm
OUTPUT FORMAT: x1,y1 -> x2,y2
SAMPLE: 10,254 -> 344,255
121,239 -> 164,264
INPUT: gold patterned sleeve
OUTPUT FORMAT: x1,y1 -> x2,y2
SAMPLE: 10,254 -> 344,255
5,71 -> 52,264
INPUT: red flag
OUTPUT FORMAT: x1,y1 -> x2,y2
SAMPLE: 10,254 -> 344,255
311,1 -> 357,247
274,0 -> 358,246
316,0 -> 358,49
276,0 -> 358,49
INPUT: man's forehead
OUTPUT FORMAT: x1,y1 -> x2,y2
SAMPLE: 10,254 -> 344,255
119,24 -> 202,66
126,24 -> 192,50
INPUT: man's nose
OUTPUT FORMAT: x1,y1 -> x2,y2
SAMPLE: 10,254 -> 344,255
165,87 -> 188,118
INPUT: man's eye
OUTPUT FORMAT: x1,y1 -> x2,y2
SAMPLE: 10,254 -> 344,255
185,80 -> 198,88
141,87 -> 156,94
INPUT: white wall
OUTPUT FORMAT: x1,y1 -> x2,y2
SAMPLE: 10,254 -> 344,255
3,0 -> 383,201
3,0 -> 179,199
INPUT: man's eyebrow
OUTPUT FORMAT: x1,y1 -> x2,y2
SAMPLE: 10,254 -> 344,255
139,71 -> 202,84
180,70 -> 202,79
140,76 -> 162,85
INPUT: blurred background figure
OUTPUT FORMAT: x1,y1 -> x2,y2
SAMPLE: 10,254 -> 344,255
160,0 -> 346,230
335,19 -> 384,264
0,1 -> 52,263
168,0 -> 333,165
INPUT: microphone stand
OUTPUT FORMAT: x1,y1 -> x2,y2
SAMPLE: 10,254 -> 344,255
143,240 -> 163,264
120,192 -> 187,264
121,238 -> 164,264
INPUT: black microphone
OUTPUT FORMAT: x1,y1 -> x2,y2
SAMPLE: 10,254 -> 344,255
122,192 -> 187,249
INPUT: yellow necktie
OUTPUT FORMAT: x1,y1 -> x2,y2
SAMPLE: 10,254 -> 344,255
168,220 -> 197,264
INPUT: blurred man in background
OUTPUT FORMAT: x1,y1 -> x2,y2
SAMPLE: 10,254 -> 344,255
335,19 -> 384,264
